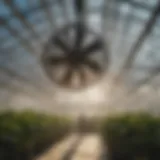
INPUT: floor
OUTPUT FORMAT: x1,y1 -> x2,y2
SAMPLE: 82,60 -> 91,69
35,134 -> 103,160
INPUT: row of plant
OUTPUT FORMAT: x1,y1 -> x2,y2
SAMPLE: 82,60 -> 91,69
101,112 -> 160,160
0,110 -> 72,160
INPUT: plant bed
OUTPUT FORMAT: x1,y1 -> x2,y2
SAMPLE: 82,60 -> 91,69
101,112 -> 160,160
0,110 -> 72,160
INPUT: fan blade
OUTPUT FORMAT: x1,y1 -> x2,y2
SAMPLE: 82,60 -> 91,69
83,39 -> 103,55
61,67 -> 73,85
84,59 -> 102,73
54,36 -> 70,53
74,24 -> 85,49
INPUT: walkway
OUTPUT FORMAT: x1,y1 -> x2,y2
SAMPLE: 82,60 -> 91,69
35,134 -> 103,160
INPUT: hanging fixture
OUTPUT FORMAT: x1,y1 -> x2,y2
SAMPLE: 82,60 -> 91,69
41,0 -> 109,89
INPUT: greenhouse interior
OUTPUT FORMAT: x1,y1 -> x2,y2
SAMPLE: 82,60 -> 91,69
0,0 -> 160,159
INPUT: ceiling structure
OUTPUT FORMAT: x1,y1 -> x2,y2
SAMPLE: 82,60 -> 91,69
0,0 -> 160,114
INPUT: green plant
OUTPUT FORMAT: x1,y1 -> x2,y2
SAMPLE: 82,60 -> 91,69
0,110 -> 72,160
101,113 -> 160,160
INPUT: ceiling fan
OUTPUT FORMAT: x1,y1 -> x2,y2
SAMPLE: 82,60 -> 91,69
41,0 -> 109,90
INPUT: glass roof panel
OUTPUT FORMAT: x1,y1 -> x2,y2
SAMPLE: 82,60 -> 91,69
0,0 -> 160,96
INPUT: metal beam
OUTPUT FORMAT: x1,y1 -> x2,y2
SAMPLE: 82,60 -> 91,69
120,0 -> 160,75
110,0 -> 160,91
4,0 -> 57,21
0,17 -> 34,53
3,0 -> 155,29
118,0 -> 157,11
58,0 -> 70,24
0,43 -> 17,53
0,73 -> 52,100
111,65 -> 160,107
116,0 -> 134,56
4,0 -> 40,40
74,0 -> 86,23
0,79 -> 37,98
3,0 -> 154,21
39,0 -> 55,30
0,65 -> 43,90
101,0 -> 113,68
128,66 -> 160,94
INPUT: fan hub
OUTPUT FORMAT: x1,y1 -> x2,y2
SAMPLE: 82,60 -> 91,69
68,50 -> 84,64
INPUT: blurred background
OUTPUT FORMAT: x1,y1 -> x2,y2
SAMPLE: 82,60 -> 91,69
1,0 -> 160,159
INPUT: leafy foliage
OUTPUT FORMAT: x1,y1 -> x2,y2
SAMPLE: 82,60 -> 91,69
0,110 -> 72,160
101,113 -> 160,160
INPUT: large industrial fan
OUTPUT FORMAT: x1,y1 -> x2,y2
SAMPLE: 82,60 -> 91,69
41,0 -> 109,89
